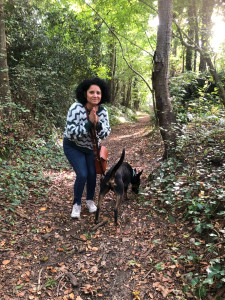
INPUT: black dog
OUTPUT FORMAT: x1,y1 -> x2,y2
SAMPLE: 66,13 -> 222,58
95,149 -> 143,225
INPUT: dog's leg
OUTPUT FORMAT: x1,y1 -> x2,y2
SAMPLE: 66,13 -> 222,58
95,188 -> 109,224
124,186 -> 128,200
114,194 -> 122,226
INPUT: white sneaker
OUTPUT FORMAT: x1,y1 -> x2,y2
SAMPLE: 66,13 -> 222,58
86,200 -> 97,213
71,204 -> 81,218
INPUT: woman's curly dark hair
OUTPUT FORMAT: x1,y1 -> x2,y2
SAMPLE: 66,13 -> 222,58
75,77 -> 110,105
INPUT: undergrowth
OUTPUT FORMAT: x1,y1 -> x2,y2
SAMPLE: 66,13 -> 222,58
148,122 -> 225,298
147,72 -> 225,298
0,136 -> 69,208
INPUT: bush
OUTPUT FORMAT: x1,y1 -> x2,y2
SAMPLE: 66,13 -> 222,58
169,71 -> 224,124
148,73 -> 225,297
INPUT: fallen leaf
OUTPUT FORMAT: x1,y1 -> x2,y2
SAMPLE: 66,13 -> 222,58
91,247 -> 98,251
47,266 -> 57,273
0,240 -> 6,247
56,248 -> 64,252
69,293 -> 75,300
2,260 -> 10,265
40,256 -> 48,262
176,271 -> 181,277
17,291 -> 26,297
81,284 -> 94,295
132,290 -> 141,300
153,283 -> 171,298
39,207 -> 47,211
79,235 -> 87,241
90,265 -> 98,274
64,288 -> 73,295
153,282 -> 160,288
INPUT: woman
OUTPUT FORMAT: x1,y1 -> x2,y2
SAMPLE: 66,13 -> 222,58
63,78 -> 111,218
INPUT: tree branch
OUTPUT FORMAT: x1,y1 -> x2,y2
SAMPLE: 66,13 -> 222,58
116,31 -> 152,56
138,0 -> 158,14
83,0 -> 154,94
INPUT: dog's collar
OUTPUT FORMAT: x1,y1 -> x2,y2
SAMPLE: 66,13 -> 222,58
133,169 -> 136,177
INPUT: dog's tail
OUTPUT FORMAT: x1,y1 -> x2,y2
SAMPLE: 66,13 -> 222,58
112,148 -> 125,176
105,149 -> 125,181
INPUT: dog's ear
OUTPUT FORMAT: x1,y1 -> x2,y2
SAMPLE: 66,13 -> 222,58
138,170 -> 143,177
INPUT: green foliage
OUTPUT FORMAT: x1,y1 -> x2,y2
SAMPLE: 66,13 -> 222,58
10,64 -> 73,128
149,99 -> 225,299
215,40 -> 225,71
205,261 -> 225,285
45,278 -> 57,288
0,114 -> 69,206
169,71 -> 224,124
0,143 -> 68,205
4,0 -> 105,130
154,262 -> 165,271
148,71 -> 225,297
4,0 -> 155,123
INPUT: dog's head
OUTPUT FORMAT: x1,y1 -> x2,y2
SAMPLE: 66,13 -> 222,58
131,169 -> 143,194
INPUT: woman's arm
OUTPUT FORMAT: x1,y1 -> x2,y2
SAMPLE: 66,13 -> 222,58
65,103 -> 93,140
96,107 -> 111,139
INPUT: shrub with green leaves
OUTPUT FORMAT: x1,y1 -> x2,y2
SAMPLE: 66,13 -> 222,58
148,74 -> 225,297
0,135 -> 70,207
169,71 -> 224,124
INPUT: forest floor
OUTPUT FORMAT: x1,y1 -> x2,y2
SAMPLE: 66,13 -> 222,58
1,114 -> 202,300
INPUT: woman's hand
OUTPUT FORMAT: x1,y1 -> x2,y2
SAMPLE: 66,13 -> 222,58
89,107 -> 99,125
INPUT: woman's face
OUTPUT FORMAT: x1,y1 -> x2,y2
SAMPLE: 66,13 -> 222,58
86,84 -> 102,108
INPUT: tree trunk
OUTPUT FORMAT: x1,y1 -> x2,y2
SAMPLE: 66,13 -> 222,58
152,0 -> 177,159
133,77 -> 139,111
186,1 -> 195,71
193,0 -> 199,72
199,0 -> 214,72
125,78 -> 132,108
0,0 -> 11,114
113,79 -> 120,104
107,27 -> 117,104
92,17 -> 102,68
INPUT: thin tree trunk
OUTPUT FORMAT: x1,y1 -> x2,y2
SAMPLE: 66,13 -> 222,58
107,27 -> 117,104
193,0 -> 198,72
152,0 -> 177,159
133,77 -> 140,111
0,0 -> 11,114
125,78 -> 132,108
186,0 -> 195,71
199,0 -> 214,72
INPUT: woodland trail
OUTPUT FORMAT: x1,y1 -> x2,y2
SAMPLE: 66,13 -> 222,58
1,113 -> 192,300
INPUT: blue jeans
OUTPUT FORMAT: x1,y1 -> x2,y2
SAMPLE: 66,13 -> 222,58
63,138 -> 96,205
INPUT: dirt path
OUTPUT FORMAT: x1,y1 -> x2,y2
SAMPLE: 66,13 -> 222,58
1,114 -> 190,300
